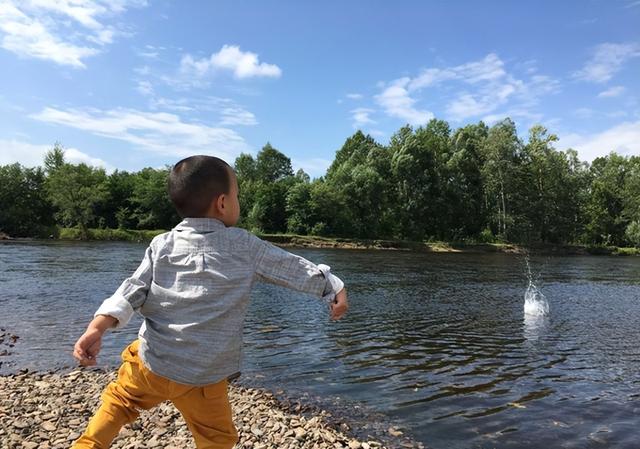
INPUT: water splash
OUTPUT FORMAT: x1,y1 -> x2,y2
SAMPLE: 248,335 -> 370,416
524,281 -> 549,316
523,256 -> 549,317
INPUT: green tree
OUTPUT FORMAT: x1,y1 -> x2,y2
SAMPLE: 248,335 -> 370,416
625,220 -> 640,247
242,144 -> 295,233
581,153 -> 629,245
234,153 -> 258,227
94,170 -> 137,229
255,143 -> 294,182
480,119 -> 523,241
43,142 -> 65,174
0,163 -> 54,237
45,156 -> 109,239
326,131 -> 392,238
130,167 -> 179,229
621,156 -> 640,228
307,180 -> 349,236
286,177 -> 313,234
389,121 -> 451,240
520,126 -> 587,243
447,122 -> 488,239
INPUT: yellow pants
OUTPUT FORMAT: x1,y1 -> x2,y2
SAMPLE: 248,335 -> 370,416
72,340 -> 238,449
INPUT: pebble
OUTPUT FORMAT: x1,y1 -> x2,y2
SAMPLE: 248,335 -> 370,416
0,370 -> 392,449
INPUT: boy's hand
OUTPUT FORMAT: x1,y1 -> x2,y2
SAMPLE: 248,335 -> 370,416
74,328 -> 103,366
73,315 -> 117,366
330,288 -> 348,320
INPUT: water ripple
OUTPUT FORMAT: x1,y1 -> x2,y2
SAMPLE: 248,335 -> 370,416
3,243 -> 640,448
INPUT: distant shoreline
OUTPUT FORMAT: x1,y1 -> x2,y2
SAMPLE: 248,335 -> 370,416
2,227 -> 639,256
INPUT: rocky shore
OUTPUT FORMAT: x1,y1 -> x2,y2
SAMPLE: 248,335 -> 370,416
0,369 -> 418,449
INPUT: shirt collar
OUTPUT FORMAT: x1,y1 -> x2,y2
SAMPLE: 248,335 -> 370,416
174,217 -> 225,232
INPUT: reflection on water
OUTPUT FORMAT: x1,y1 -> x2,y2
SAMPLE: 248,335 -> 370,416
523,314 -> 549,342
1,241 -> 640,449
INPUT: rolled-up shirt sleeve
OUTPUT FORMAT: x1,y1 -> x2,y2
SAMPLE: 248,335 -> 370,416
251,236 -> 344,302
94,245 -> 154,329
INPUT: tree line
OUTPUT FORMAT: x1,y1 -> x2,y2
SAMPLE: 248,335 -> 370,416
1,118 -> 639,247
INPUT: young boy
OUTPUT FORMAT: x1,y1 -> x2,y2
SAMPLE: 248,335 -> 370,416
72,155 -> 348,449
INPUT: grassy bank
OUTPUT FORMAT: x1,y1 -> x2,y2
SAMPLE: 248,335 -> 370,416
51,227 -> 640,255
56,227 -> 518,252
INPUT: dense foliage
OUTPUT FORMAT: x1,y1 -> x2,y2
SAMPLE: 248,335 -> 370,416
1,119 -> 639,247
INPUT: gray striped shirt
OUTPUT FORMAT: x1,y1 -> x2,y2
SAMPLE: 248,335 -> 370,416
95,218 -> 344,385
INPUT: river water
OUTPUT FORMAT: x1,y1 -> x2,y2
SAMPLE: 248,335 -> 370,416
1,240 -> 639,448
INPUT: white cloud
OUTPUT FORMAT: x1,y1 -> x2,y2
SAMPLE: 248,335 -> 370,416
143,94 -> 258,127
179,45 -> 282,81
346,93 -> 363,100
212,45 -> 281,78
447,93 -> 496,120
560,120 -> 640,161
375,78 -> 434,126
598,85 -> 626,98
574,42 -> 640,83
0,0 -> 146,67
0,139 -> 113,171
137,44 -> 163,59
219,107 -> 258,126
350,107 -> 376,128
442,59 -> 557,122
374,53 -> 559,125
31,106 -> 250,162
0,3 -> 96,68
409,53 -> 506,90
64,147 -> 115,170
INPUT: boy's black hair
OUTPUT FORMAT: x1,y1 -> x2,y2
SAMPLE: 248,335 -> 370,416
168,155 -> 231,218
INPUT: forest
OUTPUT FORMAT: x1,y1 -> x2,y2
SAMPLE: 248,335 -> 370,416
1,118 -> 639,247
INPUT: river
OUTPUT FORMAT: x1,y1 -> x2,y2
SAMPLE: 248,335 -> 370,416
1,240 -> 639,448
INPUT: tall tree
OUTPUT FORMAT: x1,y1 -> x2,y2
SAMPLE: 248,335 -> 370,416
326,131 -> 391,238
43,142 -> 65,174
241,144 -> 295,233
255,143 -> 294,182
389,120 -> 451,240
480,119 -> 522,240
130,167 -> 179,229
0,164 -> 54,237
45,158 -> 109,239
581,153 -> 629,245
448,122 -> 488,238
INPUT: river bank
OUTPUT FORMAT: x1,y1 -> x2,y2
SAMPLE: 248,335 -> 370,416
3,227 -> 640,256
0,369 -> 420,449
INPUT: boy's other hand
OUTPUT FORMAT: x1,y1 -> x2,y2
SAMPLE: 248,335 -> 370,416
73,328 -> 103,366
330,288 -> 348,320
73,314 -> 117,366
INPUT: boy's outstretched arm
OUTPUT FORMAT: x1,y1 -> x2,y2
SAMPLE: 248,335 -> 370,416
73,315 -> 118,366
250,236 -> 348,319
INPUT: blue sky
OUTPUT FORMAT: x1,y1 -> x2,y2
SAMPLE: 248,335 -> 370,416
1,0 -> 639,177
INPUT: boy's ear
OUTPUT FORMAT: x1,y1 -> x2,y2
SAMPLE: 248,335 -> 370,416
216,193 -> 226,212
